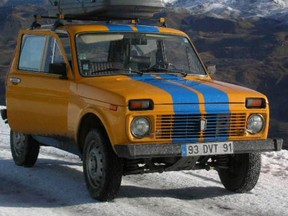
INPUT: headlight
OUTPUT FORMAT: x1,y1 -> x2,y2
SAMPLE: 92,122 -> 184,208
247,114 -> 264,134
131,117 -> 151,138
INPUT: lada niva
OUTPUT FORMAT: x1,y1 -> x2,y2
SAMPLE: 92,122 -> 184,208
1,9 -> 282,201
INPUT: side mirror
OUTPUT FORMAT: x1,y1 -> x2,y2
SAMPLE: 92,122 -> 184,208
206,65 -> 217,75
49,63 -> 68,79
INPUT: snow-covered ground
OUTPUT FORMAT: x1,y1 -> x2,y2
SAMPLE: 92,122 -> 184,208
0,106 -> 287,216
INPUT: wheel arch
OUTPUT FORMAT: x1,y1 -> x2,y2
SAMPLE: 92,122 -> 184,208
77,113 -> 110,155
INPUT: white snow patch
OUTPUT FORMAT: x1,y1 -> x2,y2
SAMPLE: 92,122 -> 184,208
172,0 -> 288,21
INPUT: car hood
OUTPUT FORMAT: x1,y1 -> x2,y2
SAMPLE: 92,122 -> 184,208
77,74 -> 266,112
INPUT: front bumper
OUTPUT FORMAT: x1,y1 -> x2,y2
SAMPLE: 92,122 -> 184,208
114,138 -> 283,159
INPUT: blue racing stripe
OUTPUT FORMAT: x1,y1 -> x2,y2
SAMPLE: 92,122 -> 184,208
159,75 -> 230,114
136,26 -> 159,33
106,25 -> 159,33
107,25 -> 134,32
131,75 -> 200,143
158,74 -> 230,141
131,75 -> 200,114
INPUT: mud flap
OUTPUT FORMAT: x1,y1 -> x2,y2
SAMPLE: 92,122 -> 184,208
1,109 -> 7,124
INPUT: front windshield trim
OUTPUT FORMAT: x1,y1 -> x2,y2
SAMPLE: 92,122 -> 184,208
75,32 -> 208,77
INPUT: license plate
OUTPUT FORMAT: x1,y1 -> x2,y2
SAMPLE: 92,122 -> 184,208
182,142 -> 234,156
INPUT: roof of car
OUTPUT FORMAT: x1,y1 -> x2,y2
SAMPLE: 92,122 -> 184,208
56,23 -> 187,37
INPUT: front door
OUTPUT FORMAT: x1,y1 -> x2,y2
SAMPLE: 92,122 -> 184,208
7,32 -> 72,136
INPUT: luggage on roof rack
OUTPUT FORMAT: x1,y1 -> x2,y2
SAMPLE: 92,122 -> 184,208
48,0 -> 164,20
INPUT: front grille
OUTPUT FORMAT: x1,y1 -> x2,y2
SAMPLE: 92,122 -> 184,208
155,113 -> 246,141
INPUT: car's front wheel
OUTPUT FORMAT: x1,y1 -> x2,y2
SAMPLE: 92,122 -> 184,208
83,129 -> 123,201
10,130 -> 40,167
218,153 -> 261,193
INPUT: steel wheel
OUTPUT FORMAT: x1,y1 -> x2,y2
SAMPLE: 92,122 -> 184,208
10,130 -> 40,167
86,140 -> 104,189
83,129 -> 123,201
12,132 -> 26,159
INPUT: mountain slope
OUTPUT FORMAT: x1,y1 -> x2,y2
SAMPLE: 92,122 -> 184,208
171,0 -> 288,23
0,0 -> 46,6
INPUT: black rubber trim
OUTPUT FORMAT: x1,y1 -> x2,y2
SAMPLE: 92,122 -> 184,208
1,109 -> 7,123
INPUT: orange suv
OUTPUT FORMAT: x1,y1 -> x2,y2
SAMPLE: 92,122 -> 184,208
1,14 -> 282,201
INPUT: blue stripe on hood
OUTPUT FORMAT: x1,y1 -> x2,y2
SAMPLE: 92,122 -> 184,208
157,75 -> 230,142
158,75 -> 230,114
132,75 -> 200,114
131,74 -> 231,143
132,75 -> 200,142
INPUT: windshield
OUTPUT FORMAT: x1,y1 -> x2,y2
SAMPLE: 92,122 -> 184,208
76,33 -> 206,76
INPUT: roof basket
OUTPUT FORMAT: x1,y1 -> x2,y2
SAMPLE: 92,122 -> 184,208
48,0 -> 164,20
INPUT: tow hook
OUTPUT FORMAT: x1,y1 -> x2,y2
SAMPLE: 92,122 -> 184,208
1,109 -> 8,124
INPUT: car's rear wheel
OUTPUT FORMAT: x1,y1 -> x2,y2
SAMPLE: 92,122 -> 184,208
10,130 -> 40,167
218,153 -> 261,193
83,129 -> 123,201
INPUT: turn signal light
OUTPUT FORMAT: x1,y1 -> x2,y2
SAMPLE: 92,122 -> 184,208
246,98 -> 266,109
129,99 -> 154,111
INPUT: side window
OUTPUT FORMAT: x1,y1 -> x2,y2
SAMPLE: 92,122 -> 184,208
52,38 -> 65,64
58,33 -> 72,65
44,37 -> 65,73
19,35 -> 46,72
19,34 -> 66,75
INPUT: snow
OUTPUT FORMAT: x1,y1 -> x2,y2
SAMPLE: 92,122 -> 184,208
0,106 -> 288,215
171,0 -> 288,21
163,0 -> 176,3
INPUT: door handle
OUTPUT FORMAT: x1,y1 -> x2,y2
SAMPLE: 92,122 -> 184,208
10,77 -> 21,85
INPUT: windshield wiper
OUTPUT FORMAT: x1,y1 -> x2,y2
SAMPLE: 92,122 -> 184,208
93,68 -> 122,73
141,67 -> 188,77
92,68 -> 143,76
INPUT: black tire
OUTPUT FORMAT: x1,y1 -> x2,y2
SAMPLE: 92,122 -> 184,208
83,129 -> 123,201
10,130 -> 40,167
218,153 -> 261,193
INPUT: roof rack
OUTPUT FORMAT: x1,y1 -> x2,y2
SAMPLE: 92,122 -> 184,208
30,14 -> 167,30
